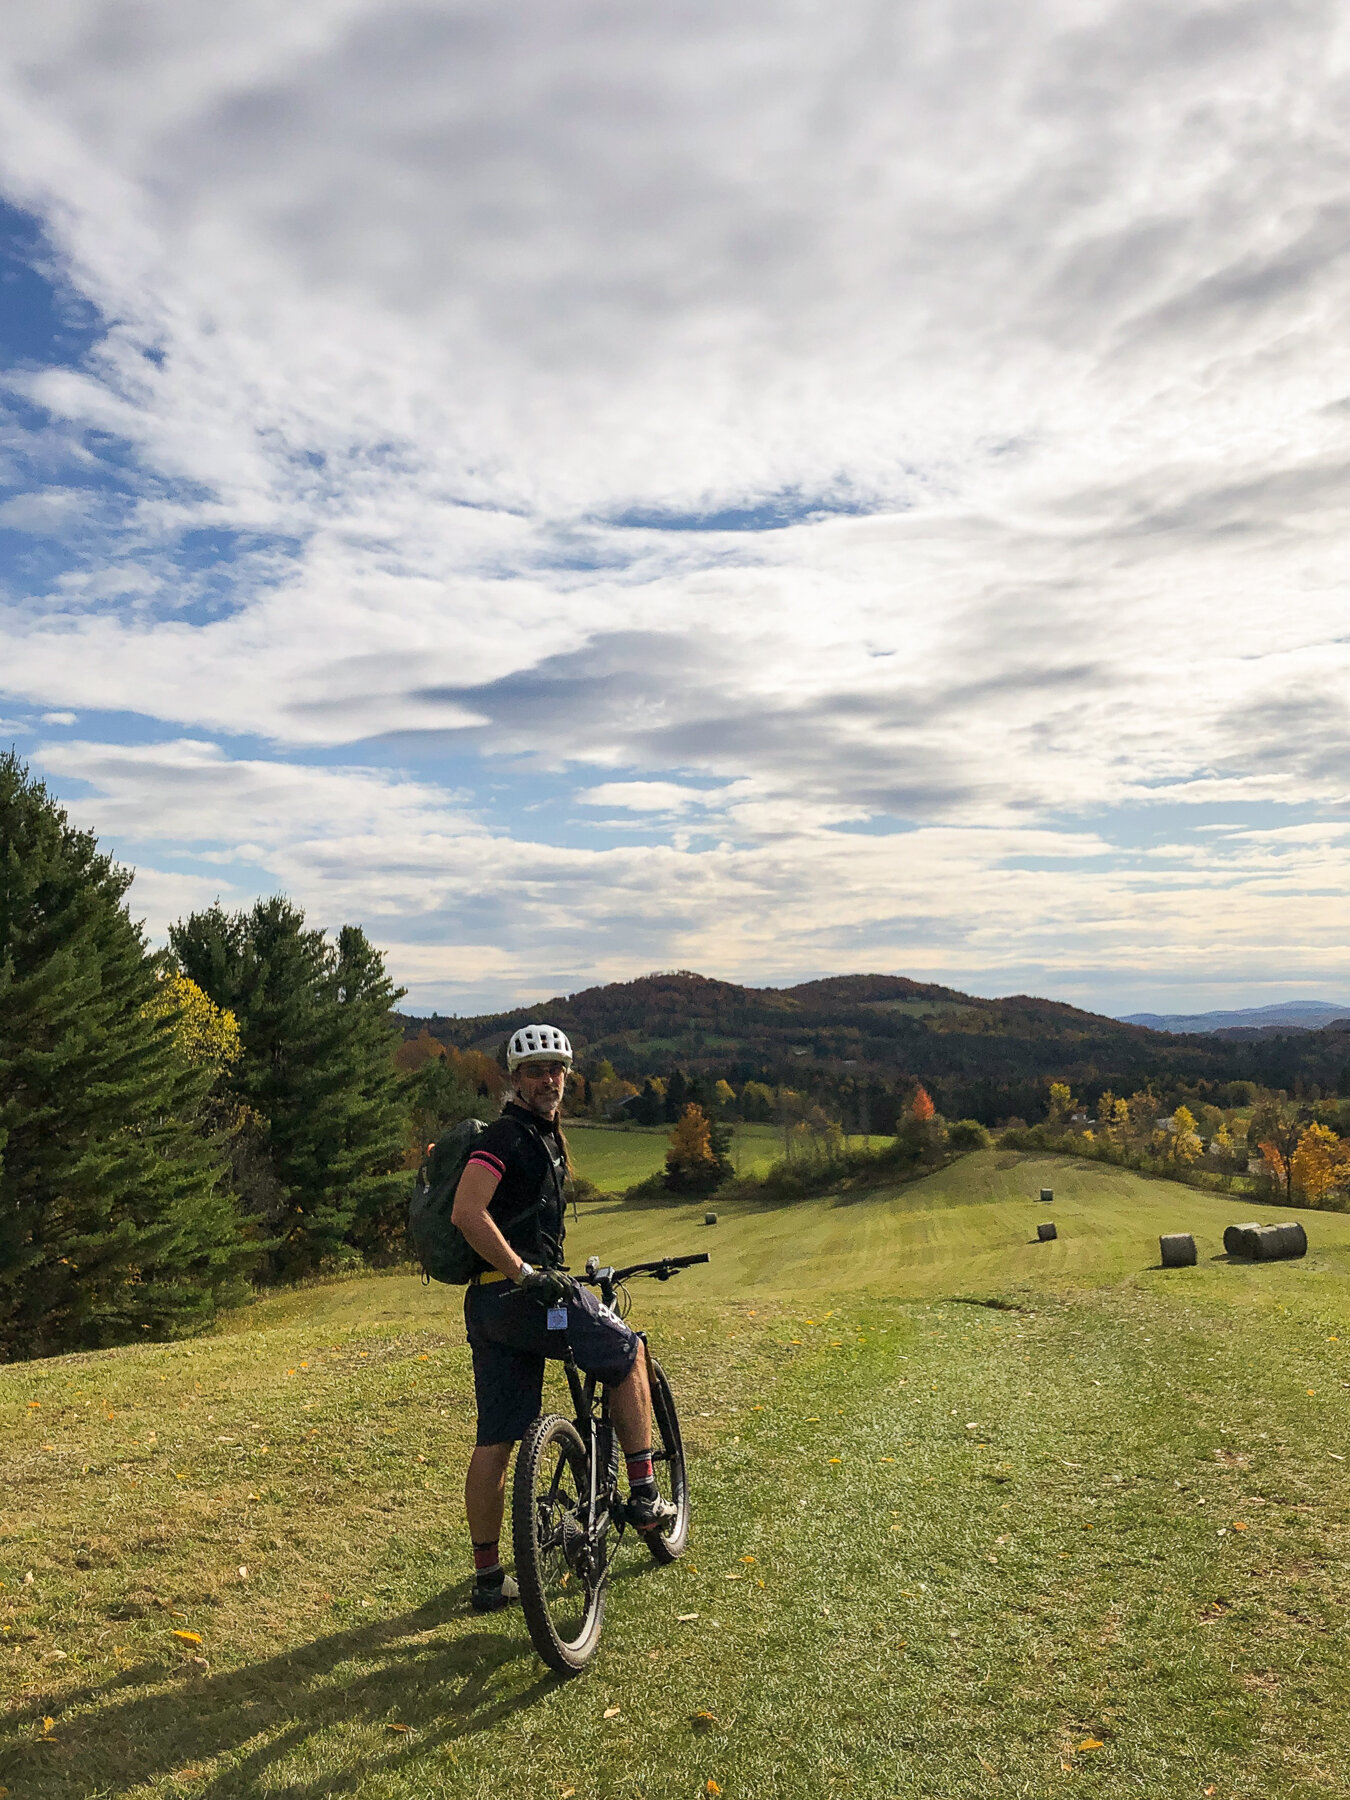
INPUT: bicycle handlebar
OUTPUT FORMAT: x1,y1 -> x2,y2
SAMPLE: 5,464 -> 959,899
611,1251 -> 710,1282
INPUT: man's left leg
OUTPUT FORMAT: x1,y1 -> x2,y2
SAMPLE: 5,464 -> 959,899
607,1349 -> 676,1535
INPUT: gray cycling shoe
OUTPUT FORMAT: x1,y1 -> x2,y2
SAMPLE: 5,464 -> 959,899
471,1572 -> 519,1613
626,1492 -> 678,1535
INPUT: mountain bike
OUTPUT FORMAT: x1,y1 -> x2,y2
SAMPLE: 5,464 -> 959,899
511,1251 -> 708,1674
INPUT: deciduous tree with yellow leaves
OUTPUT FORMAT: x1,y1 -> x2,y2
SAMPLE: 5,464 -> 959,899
664,1103 -> 728,1193
1290,1122 -> 1350,1207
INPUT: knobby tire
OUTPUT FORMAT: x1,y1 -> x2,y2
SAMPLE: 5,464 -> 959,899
513,1413 -> 607,1674
644,1357 -> 690,1564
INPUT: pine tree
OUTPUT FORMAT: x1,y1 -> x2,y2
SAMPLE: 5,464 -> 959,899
171,900 -> 408,1277
408,1053 -> 483,1156
0,755 -> 249,1359
331,924 -> 411,1262
664,1068 -> 689,1122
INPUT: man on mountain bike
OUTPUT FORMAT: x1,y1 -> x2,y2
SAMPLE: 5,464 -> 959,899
452,1022 -> 677,1612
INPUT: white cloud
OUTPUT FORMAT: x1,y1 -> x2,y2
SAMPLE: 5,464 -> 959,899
3,1 -> 1350,1007
0,489 -> 90,534
576,782 -> 713,813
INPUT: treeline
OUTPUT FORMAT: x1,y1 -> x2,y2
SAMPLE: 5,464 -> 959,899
0,757 -> 415,1361
1000,1080 -> 1350,1210
649,1083 -> 985,1203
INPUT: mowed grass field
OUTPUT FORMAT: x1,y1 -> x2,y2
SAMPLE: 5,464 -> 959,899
4,1149 -> 1350,1799
565,1123 -> 894,1191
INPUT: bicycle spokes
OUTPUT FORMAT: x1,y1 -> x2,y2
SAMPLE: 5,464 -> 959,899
533,1447 -> 592,1636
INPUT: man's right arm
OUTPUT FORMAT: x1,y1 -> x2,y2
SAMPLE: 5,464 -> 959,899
451,1160 -> 529,1280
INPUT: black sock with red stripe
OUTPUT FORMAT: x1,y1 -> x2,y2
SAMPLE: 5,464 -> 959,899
625,1447 -> 656,1500
472,1539 -> 504,1587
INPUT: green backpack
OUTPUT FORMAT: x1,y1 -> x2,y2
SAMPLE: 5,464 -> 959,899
408,1117 -> 550,1285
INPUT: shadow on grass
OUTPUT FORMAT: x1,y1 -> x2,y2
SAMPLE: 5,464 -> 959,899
0,1582 -> 564,1798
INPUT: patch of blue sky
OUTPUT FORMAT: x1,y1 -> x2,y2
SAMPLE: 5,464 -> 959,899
14,706 -> 243,751
602,487 -> 883,534
0,200 -> 103,367
827,814 -> 925,838
1,199 -> 307,624
1053,797 -> 1323,852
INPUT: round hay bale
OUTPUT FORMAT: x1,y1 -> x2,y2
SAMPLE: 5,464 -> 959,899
704,1211 -> 718,1226
1252,1221 -> 1307,1260
1223,1221 -> 1263,1257
1159,1232 -> 1196,1268
1037,1221 -> 1057,1242
1039,1188 -> 1054,1203
1276,1221 -> 1308,1259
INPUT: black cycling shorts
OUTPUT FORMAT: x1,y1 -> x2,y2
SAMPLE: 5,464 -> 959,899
464,1277 -> 641,1446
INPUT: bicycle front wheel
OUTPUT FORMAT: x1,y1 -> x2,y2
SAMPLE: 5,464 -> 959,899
646,1357 -> 690,1564
512,1412 -> 607,1674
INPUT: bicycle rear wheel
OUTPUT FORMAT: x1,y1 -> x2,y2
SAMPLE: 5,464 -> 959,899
512,1412 -> 607,1673
645,1357 -> 689,1564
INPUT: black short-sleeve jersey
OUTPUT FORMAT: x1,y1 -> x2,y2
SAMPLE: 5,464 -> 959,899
465,1101 -> 568,1268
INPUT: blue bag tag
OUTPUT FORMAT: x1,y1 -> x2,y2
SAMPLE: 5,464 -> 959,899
546,1305 -> 569,1332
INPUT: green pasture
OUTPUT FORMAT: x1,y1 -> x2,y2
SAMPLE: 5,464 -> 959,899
566,1122 -> 892,1192
4,1150 -> 1350,1798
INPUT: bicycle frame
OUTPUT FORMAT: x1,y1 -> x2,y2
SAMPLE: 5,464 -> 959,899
553,1252 -> 708,1576
559,1355 -> 622,1578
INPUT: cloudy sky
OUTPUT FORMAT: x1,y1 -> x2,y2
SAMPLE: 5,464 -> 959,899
2,0 -> 1349,1017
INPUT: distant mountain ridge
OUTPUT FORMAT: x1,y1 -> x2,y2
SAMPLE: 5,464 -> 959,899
1118,1001 -> 1350,1035
403,969 -> 1342,1123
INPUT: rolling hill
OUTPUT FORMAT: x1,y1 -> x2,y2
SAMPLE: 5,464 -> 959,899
1120,1000 -> 1350,1034
403,970 -> 1303,1123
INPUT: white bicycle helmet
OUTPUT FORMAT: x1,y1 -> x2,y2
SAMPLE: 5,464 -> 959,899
506,1023 -> 574,1070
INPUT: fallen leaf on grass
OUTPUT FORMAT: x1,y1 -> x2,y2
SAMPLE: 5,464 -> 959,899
705,1784 -> 722,1796
171,1630 -> 202,1646
828,1457 -> 842,1465
385,1723 -> 409,1733
740,1555 -> 756,1564
603,1706 -> 621,1719
1233,1522 -> 1248,1531
690,1711 -> 719,1730
1077,1738 -> 1104,1752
